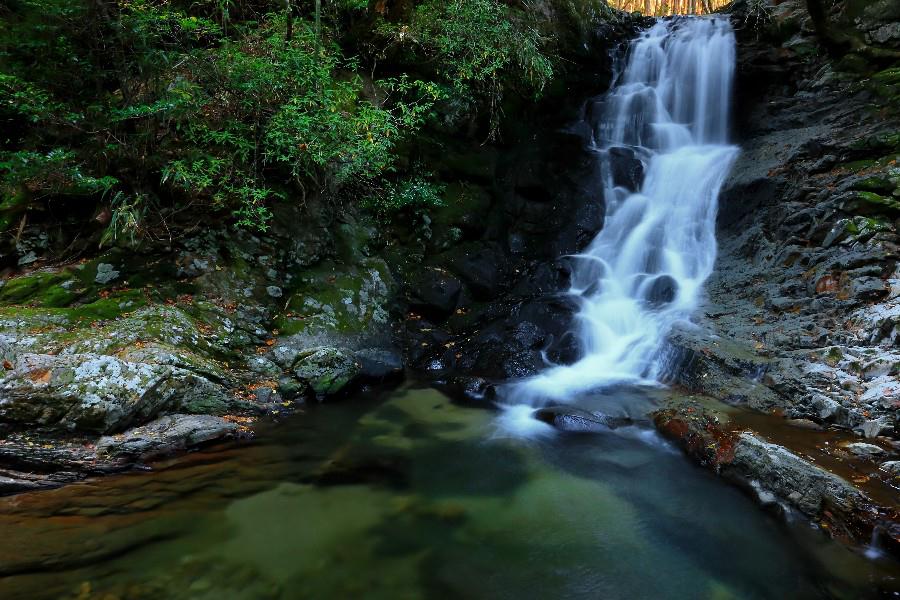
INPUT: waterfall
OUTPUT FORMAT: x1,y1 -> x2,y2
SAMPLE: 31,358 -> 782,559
505,17 -> 739,415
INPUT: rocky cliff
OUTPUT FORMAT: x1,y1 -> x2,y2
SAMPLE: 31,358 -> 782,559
654,0 -> 900,553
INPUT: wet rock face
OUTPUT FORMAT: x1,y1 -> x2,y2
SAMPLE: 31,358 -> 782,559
662,6 -> 900,438
647,4 -> 900,553
401,117 -> 608,392
607,146 -> 645,192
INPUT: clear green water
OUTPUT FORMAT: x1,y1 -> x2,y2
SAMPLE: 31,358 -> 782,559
0,386 -> 897,599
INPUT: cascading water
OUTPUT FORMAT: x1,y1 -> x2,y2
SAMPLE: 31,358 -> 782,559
503,17 -> 739,424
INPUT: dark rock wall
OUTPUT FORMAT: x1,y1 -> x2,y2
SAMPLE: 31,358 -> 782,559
399,15 -> 649,394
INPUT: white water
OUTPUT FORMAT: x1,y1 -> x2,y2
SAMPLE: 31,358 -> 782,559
506,17 -> 739,416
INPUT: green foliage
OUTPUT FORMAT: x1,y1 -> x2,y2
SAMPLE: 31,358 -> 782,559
380,0 -> 554,135
0,149 -> 118,197
410,0 -> 553,93
152,20 -> 443,229
0,1 -> 450,235
100,191 -> 152,248
0,0 -> 574,243
0,73 -> 74,123
363,175 -> 446,219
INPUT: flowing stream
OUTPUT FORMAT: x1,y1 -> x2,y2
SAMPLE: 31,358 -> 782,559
510,17 -> 739,413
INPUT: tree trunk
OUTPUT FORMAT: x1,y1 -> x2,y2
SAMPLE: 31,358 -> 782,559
285,0 -> 293,42
315,0 -> 321,40
804,0 -> 853,57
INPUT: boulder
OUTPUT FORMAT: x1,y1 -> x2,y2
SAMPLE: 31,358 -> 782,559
292,347 -> 361,398
533,406 -> 631,433
407,267 -> 465,318
97,414 -> 239,460
0,353 -> 232,433
644,274 -> 679,306
607,146 -> 644,191
354,348 -> 403,380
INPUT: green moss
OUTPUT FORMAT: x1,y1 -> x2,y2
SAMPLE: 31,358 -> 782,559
786,41 -> 819,58
825,347 -> 843,366
855,175 -> 894,193
842,159 -> 876,171
274,315 -> 308,336
873,67 -> 900,86
279,259 -> 393,337
179,395 -> 231,415
835,53 -> 872,75
0,272 -> 75,307
856,190 -> 900,212
852,132 -> 900,153
66,291 -> 149,322
431,183 -> 493,227
0,289 -> 149,325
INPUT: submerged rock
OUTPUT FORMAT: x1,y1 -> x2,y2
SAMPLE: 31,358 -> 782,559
438,375 -> 497,406
533,406 -> 631,433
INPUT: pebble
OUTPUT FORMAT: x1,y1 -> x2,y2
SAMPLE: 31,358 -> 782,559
879,461 -> 900,475
845,442 -> 886,457
786,419 -> 823,431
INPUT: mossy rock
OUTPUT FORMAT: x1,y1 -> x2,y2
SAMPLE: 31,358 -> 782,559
431,183 -> 493,229
0,271 -> 76,307
334,218 -> 377,265
852,132 -> 900,154
855,190 -> 900,212
292,347 -> 360,397
834,53 -> 872,75
278,259 -> 393,337
873,67 -> 900,86
854,175 -> 896,196
0,352 -> 240,433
